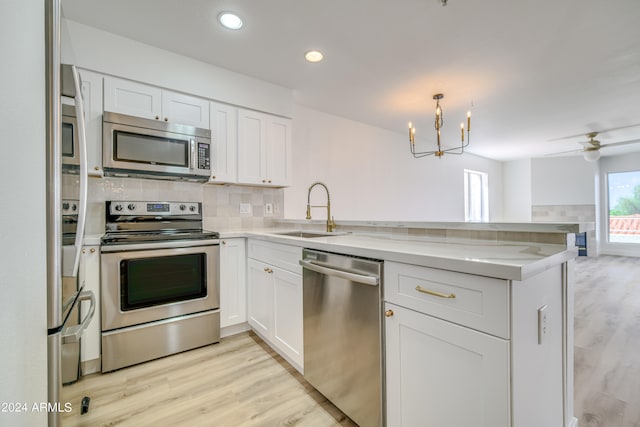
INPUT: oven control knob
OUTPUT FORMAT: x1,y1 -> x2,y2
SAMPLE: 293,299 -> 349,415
62,202 -> 69,210
71,203 -> 77,211
127,203 -> 136,211
114,204 -> 123,212
179,204 -> 186,211
189,205 -> 197,212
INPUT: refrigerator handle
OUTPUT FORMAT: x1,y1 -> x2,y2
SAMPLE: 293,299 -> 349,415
69,64 -> 88,277
62,290 -> 96,344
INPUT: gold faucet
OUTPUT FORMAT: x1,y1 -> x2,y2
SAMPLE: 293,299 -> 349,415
306,182 -> 336,232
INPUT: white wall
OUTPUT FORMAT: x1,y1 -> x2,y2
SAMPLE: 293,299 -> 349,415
531,157 -> 596,205
285,106 -> 504,221
61,19 -> 294,118
503,159 -> 532,221
0,1 -> 48,425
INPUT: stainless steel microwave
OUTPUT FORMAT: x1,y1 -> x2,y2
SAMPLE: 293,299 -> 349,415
61,103 -> 79,171
102,111 -> 211,181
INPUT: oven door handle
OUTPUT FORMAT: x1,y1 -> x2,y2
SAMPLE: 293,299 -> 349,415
62,290 -> 96,344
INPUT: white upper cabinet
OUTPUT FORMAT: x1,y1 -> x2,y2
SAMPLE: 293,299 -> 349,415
209,101 -> 238,184
162,91 -> 210,129
238,108 -> 292,187
104,76 -> 209,128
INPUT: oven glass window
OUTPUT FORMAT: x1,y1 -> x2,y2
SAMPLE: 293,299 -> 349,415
120,253 -> 207,310
62,122 -> 74,157
114,130 -> 189,167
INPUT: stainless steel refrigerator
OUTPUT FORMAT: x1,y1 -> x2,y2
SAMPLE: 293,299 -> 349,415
46,1 -> 95,425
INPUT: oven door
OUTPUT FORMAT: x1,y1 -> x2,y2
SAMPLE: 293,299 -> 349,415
101,243 -> 219,331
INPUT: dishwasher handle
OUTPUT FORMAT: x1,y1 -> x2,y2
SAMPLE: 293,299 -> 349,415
299,259 -> 379,286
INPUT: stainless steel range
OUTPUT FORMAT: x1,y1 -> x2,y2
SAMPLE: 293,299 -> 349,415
100,200 -> 220,372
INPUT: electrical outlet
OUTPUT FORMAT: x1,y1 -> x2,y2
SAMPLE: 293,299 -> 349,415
265,203 -> 273,215
538,305 -> 548,344
239,203 -> 252,215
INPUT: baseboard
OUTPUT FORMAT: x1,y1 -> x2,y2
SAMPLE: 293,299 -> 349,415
221,322 -> 250,338
81,357 -> 101,376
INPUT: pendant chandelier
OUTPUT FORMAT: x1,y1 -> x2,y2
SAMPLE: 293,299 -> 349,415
408,93 -> 471,158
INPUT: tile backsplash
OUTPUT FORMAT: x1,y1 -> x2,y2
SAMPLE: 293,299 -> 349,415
532,204 -> 596,256
78,176 -> 284,235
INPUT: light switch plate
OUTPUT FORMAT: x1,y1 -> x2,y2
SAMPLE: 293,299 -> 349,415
538,305 -> 548,344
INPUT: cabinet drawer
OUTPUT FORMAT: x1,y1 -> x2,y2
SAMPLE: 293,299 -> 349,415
385,261 -> 510,338
248,239 -> 302,274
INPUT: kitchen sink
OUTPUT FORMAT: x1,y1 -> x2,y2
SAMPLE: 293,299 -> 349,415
274,231 -> 341,238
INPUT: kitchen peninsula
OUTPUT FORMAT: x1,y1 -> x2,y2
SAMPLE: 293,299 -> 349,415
218,219 -> 583,427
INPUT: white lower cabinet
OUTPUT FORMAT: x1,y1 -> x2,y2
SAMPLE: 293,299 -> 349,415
384,260 -> 568,427
219,239 -> 247,333
385,302 -> 510,427
247,240 -> 303,372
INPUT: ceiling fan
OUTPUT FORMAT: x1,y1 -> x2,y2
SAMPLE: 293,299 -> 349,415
546,126 -> 640,161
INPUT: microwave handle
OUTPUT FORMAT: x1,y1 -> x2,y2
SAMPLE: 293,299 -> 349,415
68,64 -> 88,278
190,139 -> 196,172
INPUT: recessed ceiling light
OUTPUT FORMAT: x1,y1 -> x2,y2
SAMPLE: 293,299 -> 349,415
218,12 -> 243,30
304,50 -> 324,63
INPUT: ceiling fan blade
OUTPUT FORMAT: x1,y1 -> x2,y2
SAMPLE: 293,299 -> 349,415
600,138 -> 640,148
547,123 -> 640,142
544,148 -> 585,157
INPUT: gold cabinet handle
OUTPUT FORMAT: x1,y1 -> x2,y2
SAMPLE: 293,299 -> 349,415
415,285 -> 456,299
221,240 -> 226,245
155,115 -> 160,120
89,248 -> 96,253
385,309 -> 394,317
164,117 -> 168,122
264,267 -> 273,274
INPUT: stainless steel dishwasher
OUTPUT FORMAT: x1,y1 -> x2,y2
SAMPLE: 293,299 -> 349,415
300,249 -> 383,427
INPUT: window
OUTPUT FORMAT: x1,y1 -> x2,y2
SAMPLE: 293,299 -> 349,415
607,170 -> 640,244
464,169 -> 489,222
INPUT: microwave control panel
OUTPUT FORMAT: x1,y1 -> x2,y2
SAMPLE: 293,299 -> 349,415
197,142 -> 210,170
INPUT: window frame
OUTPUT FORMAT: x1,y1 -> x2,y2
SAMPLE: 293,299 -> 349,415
464,169 -> 489,222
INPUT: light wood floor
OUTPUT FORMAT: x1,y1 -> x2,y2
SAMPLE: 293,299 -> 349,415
62,332 -> 357,426
62,255 -> 640,427
573,255 -> 640,427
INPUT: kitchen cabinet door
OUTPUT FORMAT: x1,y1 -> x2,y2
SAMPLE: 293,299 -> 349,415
161,90 -> 209,128
78,69 -> 104,177
385,302 -> 510,427
265,115 -> 292,187
219,238 -> 246,329
103,76 -> 162,120
209,102 -> 238,184
237,108 -> 267,185
103,76 -> 208,128
247,258 -> 273,338
237,109 -> 292,187
272,266 -> 303,368
79,245 -> 101,375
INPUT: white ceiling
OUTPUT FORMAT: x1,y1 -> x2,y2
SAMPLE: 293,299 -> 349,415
61,0 -> 640,161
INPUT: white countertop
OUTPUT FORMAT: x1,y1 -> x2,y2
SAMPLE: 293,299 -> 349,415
87,227 -> 577,281
228,230 -> 576,281
275,219 -> 594,234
